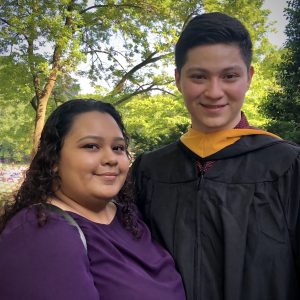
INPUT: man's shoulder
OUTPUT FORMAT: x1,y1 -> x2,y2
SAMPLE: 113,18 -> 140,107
249,136 -> 300,158
132,141 -> 193,178
137,141 -> 191,168
228,134 -> 300,159
143,141 -> 181,158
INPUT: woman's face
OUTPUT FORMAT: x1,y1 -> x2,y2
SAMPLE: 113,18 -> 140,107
55,111 -> 130,208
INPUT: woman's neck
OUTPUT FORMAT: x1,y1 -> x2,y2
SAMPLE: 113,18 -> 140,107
48,194 -> 117,225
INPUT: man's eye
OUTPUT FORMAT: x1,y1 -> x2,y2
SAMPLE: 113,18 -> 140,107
224,73 -> 239,80
191,74 -> 205,80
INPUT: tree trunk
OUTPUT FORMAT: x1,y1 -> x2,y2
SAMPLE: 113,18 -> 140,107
32,73 -> 58,154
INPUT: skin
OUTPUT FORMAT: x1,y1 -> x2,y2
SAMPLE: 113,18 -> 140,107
175,43 -> 254,133
51,111 -> 130,224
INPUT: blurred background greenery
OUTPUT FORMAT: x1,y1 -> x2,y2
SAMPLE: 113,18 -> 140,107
1,0 -> 299,204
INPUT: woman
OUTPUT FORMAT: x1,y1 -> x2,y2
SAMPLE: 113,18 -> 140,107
0,99 -> 186,300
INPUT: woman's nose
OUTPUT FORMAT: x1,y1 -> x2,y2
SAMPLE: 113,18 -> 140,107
101,149 -> 118,166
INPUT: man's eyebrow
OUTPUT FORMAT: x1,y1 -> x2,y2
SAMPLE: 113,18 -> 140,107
186,67 -> 207,72
222,65 -> 244,72
186,65 -> 243,73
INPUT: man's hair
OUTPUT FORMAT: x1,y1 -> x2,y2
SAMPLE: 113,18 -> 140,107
175,12 -> 253,72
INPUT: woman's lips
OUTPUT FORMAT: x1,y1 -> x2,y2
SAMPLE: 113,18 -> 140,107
94,172 -> 118,180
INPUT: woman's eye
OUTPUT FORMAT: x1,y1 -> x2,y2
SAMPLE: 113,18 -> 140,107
113,145 -> 126,152
83,144 -> 99,150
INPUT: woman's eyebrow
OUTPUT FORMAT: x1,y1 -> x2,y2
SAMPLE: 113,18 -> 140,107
76,136 -> 125,143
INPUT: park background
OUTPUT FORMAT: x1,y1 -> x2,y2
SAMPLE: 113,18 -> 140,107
0,0 -> 299,203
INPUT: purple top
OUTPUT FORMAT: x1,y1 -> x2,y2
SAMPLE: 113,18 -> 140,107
0,206 -> 185,300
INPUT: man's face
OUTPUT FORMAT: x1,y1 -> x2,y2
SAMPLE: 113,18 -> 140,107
175,43 -> 254,133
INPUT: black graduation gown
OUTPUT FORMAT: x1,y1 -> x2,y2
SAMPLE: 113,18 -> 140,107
132,135 -> 300,300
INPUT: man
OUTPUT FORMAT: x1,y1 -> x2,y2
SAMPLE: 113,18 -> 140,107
132,12 -> 300,300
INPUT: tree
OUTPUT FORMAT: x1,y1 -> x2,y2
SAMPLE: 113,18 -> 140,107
0,56 -> 34,161
0,56 -> 80,160
81,0 -> 283,154
0,0 -> 203,152
261,0 -> 300,142
119,94 -> 190,156
244,50 -> 282,128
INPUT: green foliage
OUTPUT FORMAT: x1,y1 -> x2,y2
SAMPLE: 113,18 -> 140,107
0,0 -> 204,102
0,56 -> 80,161
0,0 -> 85,71
81,0 -> 285,153
0,56 -> 34,161
260,0 -> 300,142
118,94 -> 190,156
83,0 -> 204,103
244,51 -> 282,128
0,0 -> 204,153
204,0 -> 271,49
0,0 -> 289,157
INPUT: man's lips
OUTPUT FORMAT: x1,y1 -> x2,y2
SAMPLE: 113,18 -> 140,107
200,103 -> 228,108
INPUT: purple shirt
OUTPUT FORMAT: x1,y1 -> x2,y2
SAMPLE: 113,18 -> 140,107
0,206 -> 186,300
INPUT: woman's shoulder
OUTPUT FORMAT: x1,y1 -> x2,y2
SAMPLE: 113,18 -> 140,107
0,206 -> 39,238
0,205 -> 86,253
0,206 -> 98,299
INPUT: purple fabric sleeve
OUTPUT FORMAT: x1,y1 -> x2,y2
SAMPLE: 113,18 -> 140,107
0,208 -> 99,300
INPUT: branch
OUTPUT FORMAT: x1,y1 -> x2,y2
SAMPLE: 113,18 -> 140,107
112,79 -> 176,106
0,17 -> 11,26
85,49 -> 127,70
80,4 -> 143,14
25,34 -> 42,102
65,0 -> 77,32
113,84 -> 155,106
112,51 -> 172,93
181,8 -> 202,30
149,88 -> 177,97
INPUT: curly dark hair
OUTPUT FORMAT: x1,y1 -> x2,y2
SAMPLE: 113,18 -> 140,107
0,99 -> 140,238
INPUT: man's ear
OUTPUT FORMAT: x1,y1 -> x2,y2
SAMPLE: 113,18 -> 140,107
175,69 -> 182,92
247,65 -> 254,87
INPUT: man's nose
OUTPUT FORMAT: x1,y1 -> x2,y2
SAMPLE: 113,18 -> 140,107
204,79 -> 224,99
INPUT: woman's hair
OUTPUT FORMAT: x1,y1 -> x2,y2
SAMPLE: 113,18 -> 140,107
0,99 -> 140,238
